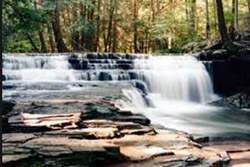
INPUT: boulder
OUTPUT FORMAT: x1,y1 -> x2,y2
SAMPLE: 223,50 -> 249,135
211,91 -> 250,109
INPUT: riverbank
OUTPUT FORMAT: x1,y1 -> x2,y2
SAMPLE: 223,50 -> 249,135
2,82 -> 250,167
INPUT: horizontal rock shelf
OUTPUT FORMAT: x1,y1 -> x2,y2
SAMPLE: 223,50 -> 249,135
21,112 -> 82,130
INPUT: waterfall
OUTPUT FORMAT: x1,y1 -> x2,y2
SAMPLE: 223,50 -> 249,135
135,56 -> 217,103
3,53 -> 250,136
3,54 -> 217,103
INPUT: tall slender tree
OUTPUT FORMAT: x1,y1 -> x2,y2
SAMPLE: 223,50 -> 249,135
51,0 -> 68,52
133,0 -> 139,53
205,0 -> 211,40
215,0 -> 236,51
248,0 -> 250,27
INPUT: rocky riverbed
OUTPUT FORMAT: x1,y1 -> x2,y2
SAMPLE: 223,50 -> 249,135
2,81 -> 250,167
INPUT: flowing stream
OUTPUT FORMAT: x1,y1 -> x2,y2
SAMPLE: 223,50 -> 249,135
3,53 -> 250,139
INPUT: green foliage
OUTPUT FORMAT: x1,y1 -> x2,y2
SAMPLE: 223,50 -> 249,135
4,39 -> 33,53
2,0 -> 250,53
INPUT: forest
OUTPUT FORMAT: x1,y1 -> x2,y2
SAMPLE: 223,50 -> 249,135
2,1 -> 250,167
3,0 -> 250,53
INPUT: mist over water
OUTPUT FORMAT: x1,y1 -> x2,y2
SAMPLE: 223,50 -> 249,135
2,54 -> 250,138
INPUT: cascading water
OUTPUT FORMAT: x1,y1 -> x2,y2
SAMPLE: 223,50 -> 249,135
2,53 -> 250,137
135,56 -> 217,103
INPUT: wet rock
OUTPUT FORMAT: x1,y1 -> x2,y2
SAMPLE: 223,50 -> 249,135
68,58 -> 81,70
117,60 -> 134,64
192,135 -> 209,143
108,53 -> 119,59
80,59 -> 89,69
125,54 -> 136,60
116,110 -> 133,116
197,50 -> 213,60
2,116 -> 9,133
87,53 -> 98,59
3,75 -> 6,81
118,64 -> 134,70
185,156 -> 201,165
2,100 -> 15,115
129,72 -> 139,80
89,59 -> 102,64
211,49 -> 229,60
211,91 -> 250,109
111,115 -> 151,126
134,81 -> 148,95
99,72 -> 112,81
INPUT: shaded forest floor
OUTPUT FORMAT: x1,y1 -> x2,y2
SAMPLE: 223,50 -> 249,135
182,31 -> 250,60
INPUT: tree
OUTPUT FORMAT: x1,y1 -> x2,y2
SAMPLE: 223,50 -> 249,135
50,0 -> 68,52
133,0 -> 139,53
248,0 -> 250,27
215,0 -> 238,51
205,0 -> 211,40
190,0 -> 196,38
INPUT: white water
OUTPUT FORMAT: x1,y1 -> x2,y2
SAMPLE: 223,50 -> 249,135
3,54 -> 250,136
135,56 -> 217,103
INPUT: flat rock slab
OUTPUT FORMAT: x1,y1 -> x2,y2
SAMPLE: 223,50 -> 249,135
2,154 -> 32,164
229,151 -> 250,167
82,119 -> 155,136
121,146 -> 174,161
21,112 -> 82,130
3,133 -> 37,143
22,137 -> 117,150
44,127 -> 120,139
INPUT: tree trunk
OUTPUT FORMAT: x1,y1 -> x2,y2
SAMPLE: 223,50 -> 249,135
133,0 -> 139,53
95,0 -> 101,52
215,0 -> 236,51
185,0 -> 190,33
38,29 -> 48,52
231,0 -> 235,25
213,0 -> 218,32
106,0 -> 114,52
190,0 -> 196,37
72,2 -> 80,51
34,0 -> 47,52
25,31 -> 40,52
84,0 -> 95,52
205,0 -> 211,39
248,0 -> 250,27
112,1 -> 117,53
80,2 -> 87,50
47,23 -> 55,52
51,0 -> 68,52
235,0 -> 239,30
151,0 -> 156,52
